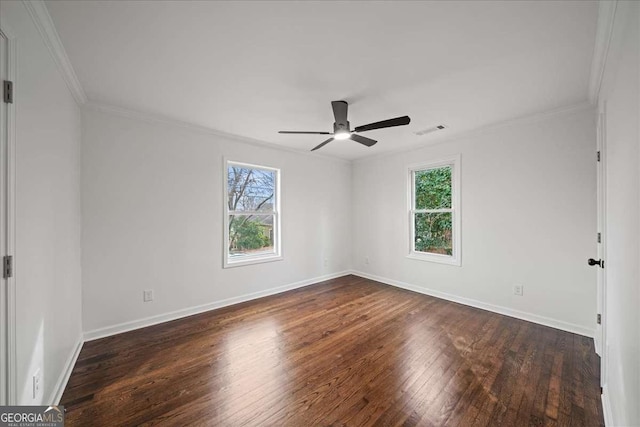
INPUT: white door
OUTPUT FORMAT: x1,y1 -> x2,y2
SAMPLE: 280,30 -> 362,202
0,28 -> 8,406
594,106 -> 607,388
0,26 -> 16,406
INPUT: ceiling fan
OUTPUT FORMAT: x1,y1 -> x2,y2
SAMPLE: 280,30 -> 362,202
279,100 -> 411,151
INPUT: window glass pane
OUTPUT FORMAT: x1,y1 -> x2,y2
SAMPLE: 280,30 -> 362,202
414,166 -> 452,210
228,214 -> 275,258
228,166 -> 275,212
414,212 -> 452,255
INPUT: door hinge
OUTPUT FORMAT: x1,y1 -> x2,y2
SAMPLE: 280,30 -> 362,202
597,313 -> 601,325
597,151 -> 601,162
3,255 -> 13,278
3,80 -> 13,104
597,232 -> 601,243
600,386 -> 603,395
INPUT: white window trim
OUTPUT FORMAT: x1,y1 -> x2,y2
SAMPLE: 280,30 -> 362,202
223,159 -> 282,268
406,154 -> 461,266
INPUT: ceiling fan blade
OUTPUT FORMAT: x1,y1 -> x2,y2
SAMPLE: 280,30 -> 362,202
311,137 -> 334,151
331,100 -> 348,125
354,116 -> 411,133
279,131 -> 332,135
350,134 -> 377,147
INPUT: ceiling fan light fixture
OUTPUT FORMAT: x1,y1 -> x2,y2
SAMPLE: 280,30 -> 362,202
334,131 -> 351,140
278,100 -> 410,151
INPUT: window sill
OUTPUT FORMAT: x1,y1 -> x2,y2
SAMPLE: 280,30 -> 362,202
406,252 -> 461,267
224,254 -> 283,269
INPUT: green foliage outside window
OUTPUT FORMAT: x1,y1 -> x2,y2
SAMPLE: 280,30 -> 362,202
414,167 -> 453,255
229,217 -> 271,251
415,167 -> 451,209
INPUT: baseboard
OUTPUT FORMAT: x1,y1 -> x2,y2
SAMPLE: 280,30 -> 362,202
350,270 -> 595,338
601,385 -> 613,426
48,334 -> 83,405
84,271 -> 351,341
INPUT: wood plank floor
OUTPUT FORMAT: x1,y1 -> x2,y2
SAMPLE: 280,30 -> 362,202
61,275 -> 604,426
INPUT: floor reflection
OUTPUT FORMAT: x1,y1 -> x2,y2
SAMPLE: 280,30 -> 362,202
217,317 -> 290,424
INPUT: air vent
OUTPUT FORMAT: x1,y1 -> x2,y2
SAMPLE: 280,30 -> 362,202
415,125 -> 446,136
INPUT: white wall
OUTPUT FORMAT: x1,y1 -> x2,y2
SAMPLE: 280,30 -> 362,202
598,1 -> 639,425
0,1 -> 83,405
352,107 -> 597,335
81,108 -> 351,334
0,0 -> 624,416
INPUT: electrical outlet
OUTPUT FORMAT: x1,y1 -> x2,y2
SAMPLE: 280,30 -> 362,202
33,369 -> 41,399
143,289 -> 154,302
513,284 -> 524,296
365,257 -> 370,265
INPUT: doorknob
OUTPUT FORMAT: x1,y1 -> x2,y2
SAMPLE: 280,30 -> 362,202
588,258 -> 604,268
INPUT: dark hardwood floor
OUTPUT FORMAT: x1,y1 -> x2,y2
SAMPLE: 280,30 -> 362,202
61,275 -> 604,426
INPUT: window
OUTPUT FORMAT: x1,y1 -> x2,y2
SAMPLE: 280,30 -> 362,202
408,155 -> 461,266
224,160 -> 281,267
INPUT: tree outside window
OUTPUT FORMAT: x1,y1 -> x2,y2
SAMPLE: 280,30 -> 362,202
225,161 -> 281,267
409,155 -> 461,266
414,167 -> 452,255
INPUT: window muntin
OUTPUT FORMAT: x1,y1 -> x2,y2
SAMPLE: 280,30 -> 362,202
408,156 -> 460,266
224,161 -> 281,267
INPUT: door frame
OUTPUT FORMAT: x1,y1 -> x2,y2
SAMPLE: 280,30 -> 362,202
0,22 -> 17,406
595,103 -> 608,388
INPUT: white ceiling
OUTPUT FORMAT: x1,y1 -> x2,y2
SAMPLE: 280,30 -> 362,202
46,0 -> 598,160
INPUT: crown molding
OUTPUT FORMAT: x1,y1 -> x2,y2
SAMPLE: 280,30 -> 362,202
86,99 -> 591,166
22,0 -> 87,105
83,101 -> 351,165
588,0 -> 618,104
354,100 -> 594,164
